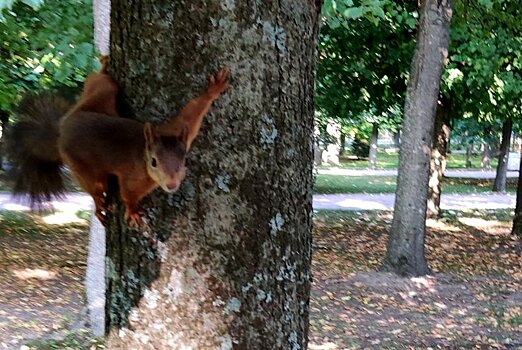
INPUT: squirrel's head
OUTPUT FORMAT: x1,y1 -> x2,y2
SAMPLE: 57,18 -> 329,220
144,122 -> 188,193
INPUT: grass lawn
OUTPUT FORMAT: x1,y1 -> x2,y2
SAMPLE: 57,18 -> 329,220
320,151 -> 499,170
314,174 -> 517,194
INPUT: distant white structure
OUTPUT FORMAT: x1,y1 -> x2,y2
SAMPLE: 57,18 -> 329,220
508,152 -> 520,171
321,121 -> 341,165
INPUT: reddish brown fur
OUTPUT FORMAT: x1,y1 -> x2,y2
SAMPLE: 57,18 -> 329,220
59,57 -> 230,225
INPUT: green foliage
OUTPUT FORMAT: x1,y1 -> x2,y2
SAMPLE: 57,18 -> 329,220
317,0 -> 416,143
322,0 -> 389,25
350,137 -> 370,158
0,0 -> 44,19
318,0 -> 521,148
444,0 -> 521,122
319,151 -> 499,170
0,0 -> 96,111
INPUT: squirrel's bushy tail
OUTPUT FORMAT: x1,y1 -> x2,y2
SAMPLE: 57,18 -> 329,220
6,93 -> 73,207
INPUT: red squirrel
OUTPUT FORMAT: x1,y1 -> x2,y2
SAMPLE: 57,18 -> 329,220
7,57 -> 230,225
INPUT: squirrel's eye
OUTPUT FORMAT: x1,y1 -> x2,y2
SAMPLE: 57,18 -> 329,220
151,157 -> 157,168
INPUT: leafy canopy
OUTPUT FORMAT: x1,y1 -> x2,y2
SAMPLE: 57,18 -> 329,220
0,0 -> 96,110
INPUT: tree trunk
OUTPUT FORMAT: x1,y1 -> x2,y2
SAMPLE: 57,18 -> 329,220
85,0 -> 110,336
493,119 -> 512,192
512,153 -> 522,239
466,140 -> 473,168
93,0 -> 110,55
105,2 -> 319,349
339,132 -> 346,156
0,111 -> 9,170
427,96 -> 451,218
381,0 -> 452,276
393,130 -> 401,148
482,143 -> 491,169
369,122 -> 379,170
482,125 -> 492,170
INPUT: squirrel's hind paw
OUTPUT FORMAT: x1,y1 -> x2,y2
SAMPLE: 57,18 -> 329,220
125,208 -> 144,228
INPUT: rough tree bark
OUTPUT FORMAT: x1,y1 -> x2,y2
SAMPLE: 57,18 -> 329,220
493,119 -> 512,192
427,96 -> 451,218
381,0 -> 452,276
369,122 -> 379,170
104,1 -> 319,349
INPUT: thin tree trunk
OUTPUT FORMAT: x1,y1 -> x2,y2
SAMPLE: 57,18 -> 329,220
85,0 -> 111,336
482,125 -> 492,170
339,132 -> 346,156
393,130 -> 401,148
0,111 -> 9,170
369,122 -> 379,170
446,128 -> 451,157
512,153 -> 522,238
482,143 -> 491,169
105,1 -> 319,348
466,140 -> 473,168
427,96 -> 451,218
93,0 -> 110,55
493,119 -> 512,192
381,0 -> 452,276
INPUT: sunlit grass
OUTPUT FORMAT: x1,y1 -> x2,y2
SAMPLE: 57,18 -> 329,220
313,174 -> 517,194
318,151 -> 500,170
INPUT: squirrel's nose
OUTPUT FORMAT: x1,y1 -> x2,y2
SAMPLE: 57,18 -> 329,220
166,182 -> 179,191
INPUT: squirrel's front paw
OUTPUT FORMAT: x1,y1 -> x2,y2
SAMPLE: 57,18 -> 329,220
207,68 -> 230,99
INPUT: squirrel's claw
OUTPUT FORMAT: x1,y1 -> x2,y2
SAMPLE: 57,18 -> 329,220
125,208 -> 144,228
95,210 -> 108,226
207,67 -> 231,99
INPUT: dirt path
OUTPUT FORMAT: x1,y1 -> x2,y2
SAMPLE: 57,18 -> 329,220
311,211 -> 522,349
0,196 -> 520,349
310,272 -> 522,349
317,168 -> 520,179
0,212 -> 90,349
314,192 -> 516,211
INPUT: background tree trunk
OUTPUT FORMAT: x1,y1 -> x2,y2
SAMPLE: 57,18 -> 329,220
492,119 -> 512,192
339,132 -> 346,156
84,0 -> 111,337
482,143 -> 491,169
0,111 -> 8,170
393,130 -> 401,148
369,122 -> 379,170
427,96 -> 451,218
482,125 -> 492,170
512,154 -> 522,238
93,0 -> 110,55
381,0 -> 452,276
466,140 -> 473,168
105,1 -> 319,349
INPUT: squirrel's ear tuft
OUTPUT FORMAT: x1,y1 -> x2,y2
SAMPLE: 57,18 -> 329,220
144,122 -> 158,147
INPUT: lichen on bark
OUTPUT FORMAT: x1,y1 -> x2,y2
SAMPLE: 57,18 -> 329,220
104,0 -> 319,348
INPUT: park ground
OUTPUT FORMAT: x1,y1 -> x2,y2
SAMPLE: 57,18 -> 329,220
0,207 -> 520,349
